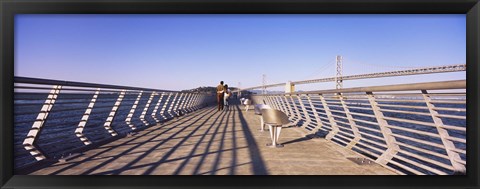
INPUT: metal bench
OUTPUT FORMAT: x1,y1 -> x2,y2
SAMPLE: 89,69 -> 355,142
261,109 -> 290,148
254,104 -> 272,132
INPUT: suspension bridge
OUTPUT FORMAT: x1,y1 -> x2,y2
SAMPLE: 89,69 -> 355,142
13,60 -> 466,175
237,63 -> 466,91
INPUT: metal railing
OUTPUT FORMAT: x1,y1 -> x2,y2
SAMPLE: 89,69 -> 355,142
14,77 -> 216,169
250,80 -> 466,175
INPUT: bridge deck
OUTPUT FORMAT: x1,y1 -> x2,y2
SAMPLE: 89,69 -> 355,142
30,103 -> 396,175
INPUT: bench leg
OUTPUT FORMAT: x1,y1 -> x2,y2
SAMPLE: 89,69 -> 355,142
260,116 -> 264,132
267,125 -> 284,148
275,126 -> 282,143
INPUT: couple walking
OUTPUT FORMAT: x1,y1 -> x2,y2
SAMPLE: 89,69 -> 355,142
216,81 -> 232,111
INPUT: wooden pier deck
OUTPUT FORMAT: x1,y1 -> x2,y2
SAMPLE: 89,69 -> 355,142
30,103 -> 396,175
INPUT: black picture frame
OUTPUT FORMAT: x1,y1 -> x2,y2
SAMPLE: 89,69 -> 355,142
1,0 -> 479,188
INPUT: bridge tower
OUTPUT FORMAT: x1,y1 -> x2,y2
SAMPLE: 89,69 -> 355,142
335,55 -> 343,89
238,82 -> 241,97
262,74 -> 267,94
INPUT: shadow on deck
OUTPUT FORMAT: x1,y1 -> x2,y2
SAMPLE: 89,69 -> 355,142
30,100 -> 396,175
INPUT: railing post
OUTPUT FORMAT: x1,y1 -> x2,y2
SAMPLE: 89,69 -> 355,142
185,93 -> 193,110
275,96 -> 285,112
126,91 -> 143,130
297,95 -> 312,131
339,94 -> 361,149
319,94 -> 339,140
191,94 -> 199,109
266,96 -> 275,109
193,93 -> 201,110
176,93 -> 185,113
75,88 -> 99,146
283,95 -> 295,119
182,93 -> 195,113
151,92 -> 165,123
180,93 -> 192,112
140,91 -> 156,126
289,95 -> 302,125
366,92 -> 400,165
23,85 -> 62,161
187,93 -> 198,111
271,96 -> 279,109
306,94 -> 323,134
103,90 -> 125,137
160,93 -> 173,120
275,95 -> 287,114
188,93 -> 197,110
266,95 -> 274,108
422,90 -> 466,173
167,93 -> 179,118
270,96 -> 278,110
173,93 -> 184,116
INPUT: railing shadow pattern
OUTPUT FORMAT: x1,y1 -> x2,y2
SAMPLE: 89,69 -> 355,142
14,77 -> 216,170
24,100 -> 268,175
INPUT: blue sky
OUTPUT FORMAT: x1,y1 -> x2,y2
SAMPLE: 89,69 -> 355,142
15,14 -> 466,91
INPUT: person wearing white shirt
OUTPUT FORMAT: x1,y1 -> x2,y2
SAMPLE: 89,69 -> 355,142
224,84 -> 231,110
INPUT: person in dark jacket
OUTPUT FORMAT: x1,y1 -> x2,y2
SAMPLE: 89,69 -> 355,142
217,81 -> 225,111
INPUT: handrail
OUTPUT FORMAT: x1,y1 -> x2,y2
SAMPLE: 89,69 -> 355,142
14,77 -> 216,169
15,76 -> 181,93
261,80 -> 465,95
250,80 -> 466,175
